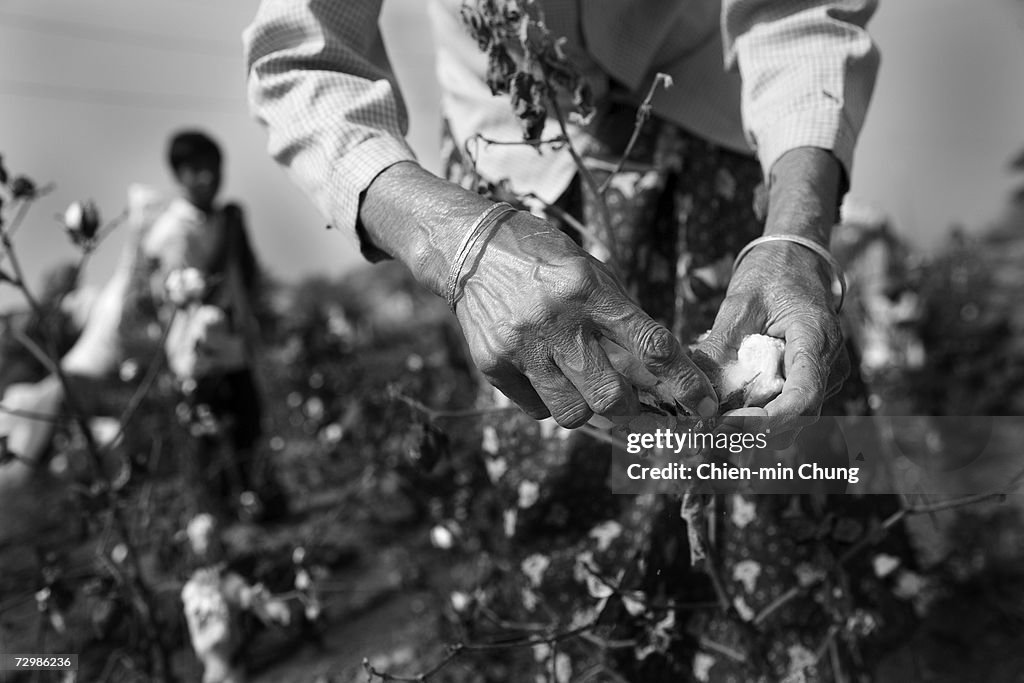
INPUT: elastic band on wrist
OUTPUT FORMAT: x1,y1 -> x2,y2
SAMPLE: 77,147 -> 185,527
446,202 -> 517,312
732,234 -> 847,313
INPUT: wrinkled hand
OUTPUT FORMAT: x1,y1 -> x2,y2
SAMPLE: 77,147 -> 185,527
696,240 -> 849,439
356,162 -> 717,426
455,213 -> 718,428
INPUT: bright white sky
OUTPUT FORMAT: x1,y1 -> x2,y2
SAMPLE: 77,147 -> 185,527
1,0 -> 1022,308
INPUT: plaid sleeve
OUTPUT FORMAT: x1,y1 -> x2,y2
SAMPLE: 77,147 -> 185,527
243,0 -> 418,259
722,0 -> 880,182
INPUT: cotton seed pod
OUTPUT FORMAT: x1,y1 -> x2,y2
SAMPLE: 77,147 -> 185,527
165,267 -> 206,307
63,200 -> 101,240
430,524 -> 454,549
10,176 -> 36,199
694,334 -> 786,411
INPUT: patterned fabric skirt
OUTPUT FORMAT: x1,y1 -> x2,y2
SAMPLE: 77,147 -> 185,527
442,105 -> 914,682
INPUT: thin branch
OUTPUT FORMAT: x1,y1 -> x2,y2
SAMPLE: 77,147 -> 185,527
393,391 -> 521,421
395,391 -> 630,452
0,399 -> 71,425
363,644 -> 462,682
903,484 -> 1022,514
363,619 -> 600,682
477,605 -> 555,633
521,192 -> 613,257
690,506 -> 731,614
698,635 -> 748,664
1,198 -> 33,246
755,466 -> 1024,627
752,586 -> 799,627
101,309 -> 177,455
573,664 -> 631,683
548,98 -> 621,279
814,624 -> 840,663
828,631 -> 848,683
578,631 -> 638,651
11,327 -> 60,377
580,560 -> 717,614
0,592 -> 35,615
597,73 -> 672,197
461,136 -> 484,191
43,209 -> 127,329
0,198 -> 170,679
0,184 -> 55,244
473,132 -> 567,150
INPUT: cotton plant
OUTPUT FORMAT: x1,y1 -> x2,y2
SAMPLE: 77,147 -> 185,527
0,157 -> 173,678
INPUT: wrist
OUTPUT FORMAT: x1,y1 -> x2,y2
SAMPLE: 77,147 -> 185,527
357,162 -> 494,295
736,237 -> 834,297
763,147 -> 842,248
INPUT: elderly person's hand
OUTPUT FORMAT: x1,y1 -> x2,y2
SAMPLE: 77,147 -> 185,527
360,163 -> 718,428
696,148 -> 850,439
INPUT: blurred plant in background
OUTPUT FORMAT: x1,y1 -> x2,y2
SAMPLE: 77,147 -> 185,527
2,135 -> 1024,683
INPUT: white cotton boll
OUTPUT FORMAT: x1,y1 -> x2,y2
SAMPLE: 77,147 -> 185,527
732,560 -> 761,594
872,553 -> 901,578
693,652 -> 716,682
517,480 -> 540,509
504,509 -> 517,537
485,456 -> 507,483
165,268 -> 207,307
450,591 -> 471,613
186,513 -> 218,556
62,200 -> 100,240
554,653 -> 572,683
481,426 -> 500,455
719,334 -> 786,408
430,524 -> 454,549
521,554 -> 550,587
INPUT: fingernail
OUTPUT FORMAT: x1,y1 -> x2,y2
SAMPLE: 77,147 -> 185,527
698,396 -> 718,418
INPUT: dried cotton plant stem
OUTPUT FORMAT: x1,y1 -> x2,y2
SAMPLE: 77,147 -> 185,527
597,73 -> 673,197
549,98 -> 621,278
754,466 -> 1024,628
363,619 -> 600,681
0,199 -> 170,680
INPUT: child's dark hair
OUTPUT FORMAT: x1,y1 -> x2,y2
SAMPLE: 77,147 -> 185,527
167,130 -> 222,174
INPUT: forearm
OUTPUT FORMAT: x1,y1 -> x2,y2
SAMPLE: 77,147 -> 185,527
763,147 -> 842,248
357,162 -> 496,295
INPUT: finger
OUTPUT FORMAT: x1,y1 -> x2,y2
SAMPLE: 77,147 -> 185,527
598,338 -> 658,389
486,371 -> 551,420
597,304 -> 717,418
524,364 -> 593,429
764,317 -> 841,433
555,335 -> 639,418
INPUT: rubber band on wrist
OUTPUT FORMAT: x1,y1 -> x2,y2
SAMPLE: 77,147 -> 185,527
732,234 -> 847,313
445,202 -> 517,312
